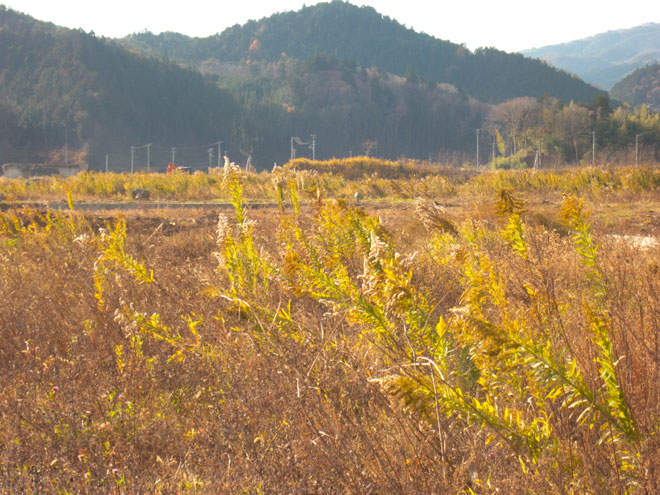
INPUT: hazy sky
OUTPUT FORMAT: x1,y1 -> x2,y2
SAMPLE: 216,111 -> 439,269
6,0 -> 660,52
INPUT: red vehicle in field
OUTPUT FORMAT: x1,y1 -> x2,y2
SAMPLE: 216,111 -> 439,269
166,162 -> 191,174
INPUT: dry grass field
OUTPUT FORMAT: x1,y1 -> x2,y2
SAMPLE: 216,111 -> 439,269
1,160 -> 660,494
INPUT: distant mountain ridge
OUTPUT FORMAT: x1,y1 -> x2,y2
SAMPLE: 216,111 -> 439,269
119,0 -> 604,104
521,23 -> 660,90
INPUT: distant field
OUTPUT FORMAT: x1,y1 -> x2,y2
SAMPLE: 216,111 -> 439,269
2,158 -> 660,202
1,161 -> 659,493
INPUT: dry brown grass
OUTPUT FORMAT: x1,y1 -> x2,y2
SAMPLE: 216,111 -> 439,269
1,170 -> 660,493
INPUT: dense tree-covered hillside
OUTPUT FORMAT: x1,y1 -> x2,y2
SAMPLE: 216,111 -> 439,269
0,5 -> 489,169
610,63 -> 660,111
0,5 -> 240,170
120,0 -> 604,104
218,55 -> 488,163
2,3 -> 657,171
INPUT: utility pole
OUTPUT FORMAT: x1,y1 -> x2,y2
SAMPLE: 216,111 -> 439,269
146,143 -> 152,172
311,134 -> 317,161
64,128 -> 68,166
592,131 -> 596,167
534,150 -> 539,171
171,147 -> 176,165
208,147 -> 214,169
491,140 -> 496,168
475,129 -> 480,168
291,136 -> 309,161
130,146 -> 135,174
105,154 -> 109,173
218,141 -> 223,167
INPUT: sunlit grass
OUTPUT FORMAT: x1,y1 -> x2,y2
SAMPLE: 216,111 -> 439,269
1,159 -> 659,492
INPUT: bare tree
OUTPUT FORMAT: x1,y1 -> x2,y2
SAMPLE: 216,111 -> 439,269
362,140 -> 378,157
552,102 -> 591,164
486,97 -> 540,155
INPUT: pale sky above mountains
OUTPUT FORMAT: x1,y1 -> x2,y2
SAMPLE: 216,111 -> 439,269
6,0 -> 660,52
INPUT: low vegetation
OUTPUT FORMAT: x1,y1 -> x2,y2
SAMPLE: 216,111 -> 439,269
1,162 -> 660,493
2,159 -> 660,203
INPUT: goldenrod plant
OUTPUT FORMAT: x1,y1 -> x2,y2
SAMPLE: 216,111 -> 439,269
1,164 -> 659,493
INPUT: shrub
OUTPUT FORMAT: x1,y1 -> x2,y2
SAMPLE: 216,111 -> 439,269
492,150 -> 529,170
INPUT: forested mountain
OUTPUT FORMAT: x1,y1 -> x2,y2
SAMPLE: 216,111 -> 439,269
521,23 -> 660,90
3,3 -> 656,171
119,0 -> 604,104
0,6 -> 239,170
610,63 -> 660,111
0,3 -> 488,169
215,55 -> 489,163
